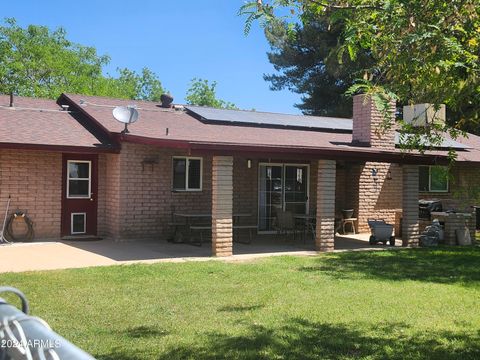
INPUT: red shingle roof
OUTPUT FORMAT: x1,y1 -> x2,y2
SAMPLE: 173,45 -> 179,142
64,93 -> 352,147
2,93 -> 479,163
63,94 -> 480,163
0,95 -> 114,151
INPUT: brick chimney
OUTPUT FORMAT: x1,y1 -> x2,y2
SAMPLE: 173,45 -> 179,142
352,94 -> 396,150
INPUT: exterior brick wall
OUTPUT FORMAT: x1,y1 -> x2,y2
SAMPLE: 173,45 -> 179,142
356,162 -> 403,233
334,164 -> 346,218
336,160 -> 479,237
97,153 -> 107,237
420,163 -> 480,211
0,150 -> 62,240
103,143 -> 212,241
418,163 -> 480,241
233,156 -> 258,222
2,143 -> 477,248
350,94 -> 404,234
101,144 -> 447,244
342,162 -> 361,217
103,153 -> 121,239
334,161 -> 402,234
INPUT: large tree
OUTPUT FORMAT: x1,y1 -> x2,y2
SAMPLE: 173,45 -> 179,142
241,1 -> 480,136
264,17 -> 372,117
0,18 -> 165,101
185,78 -> 237,109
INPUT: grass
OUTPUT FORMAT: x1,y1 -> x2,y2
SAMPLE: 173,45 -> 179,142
3,247 -> 480,359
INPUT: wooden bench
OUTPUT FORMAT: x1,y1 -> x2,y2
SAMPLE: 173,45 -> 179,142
233,225 -> 257,244
189,225 -> 257,246
168,222 -> 186,243
189,225 -> 212,246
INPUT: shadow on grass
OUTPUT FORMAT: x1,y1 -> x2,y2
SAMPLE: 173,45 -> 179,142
97,318 -> 480,360
218,304 -> 264,312
123,325 -> 169,339
300,247 -> 480,285
95,326 -> 169,360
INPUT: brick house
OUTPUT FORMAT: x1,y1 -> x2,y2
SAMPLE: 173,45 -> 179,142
1,93 -> 479,256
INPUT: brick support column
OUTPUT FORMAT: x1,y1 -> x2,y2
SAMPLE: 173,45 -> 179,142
212,156 -> 233,257
316,160 -> 336,252
402,165 -> 419,246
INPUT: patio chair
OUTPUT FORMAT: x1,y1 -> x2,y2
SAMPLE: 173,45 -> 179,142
168,206 -> 186,243
274,210 -> 298,241
293,215 -> 316,244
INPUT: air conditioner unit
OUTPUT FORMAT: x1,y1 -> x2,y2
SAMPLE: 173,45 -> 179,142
403,103 -> 446,127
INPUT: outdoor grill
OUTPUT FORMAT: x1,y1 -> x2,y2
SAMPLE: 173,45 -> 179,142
419,200 -> 442,220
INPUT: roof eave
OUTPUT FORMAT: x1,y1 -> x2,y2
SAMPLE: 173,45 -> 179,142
114,134 -> 449,165
0,142 -> 120,154
58,93 -> 119,148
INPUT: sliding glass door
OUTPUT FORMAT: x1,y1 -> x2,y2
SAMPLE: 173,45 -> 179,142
258,165 -> 283,232
284,165 -> 308,215
258,164 -> 309,232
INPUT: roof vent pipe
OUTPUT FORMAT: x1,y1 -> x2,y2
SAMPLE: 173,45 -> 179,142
160,94 -> 174,108
9,92 -> 14,107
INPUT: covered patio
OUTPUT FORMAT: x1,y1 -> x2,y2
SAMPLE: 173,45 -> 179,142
167,151 -> 426,257
180,96 -> 447,257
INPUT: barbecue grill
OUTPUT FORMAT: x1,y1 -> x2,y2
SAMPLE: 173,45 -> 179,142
419,200 -> 442,220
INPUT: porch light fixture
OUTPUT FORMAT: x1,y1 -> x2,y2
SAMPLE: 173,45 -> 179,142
371,167 -> 379,191
387,169 -> 393,180
247,159 -> 252,169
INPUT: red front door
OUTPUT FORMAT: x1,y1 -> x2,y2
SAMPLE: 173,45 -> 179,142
61,154 -> 98,237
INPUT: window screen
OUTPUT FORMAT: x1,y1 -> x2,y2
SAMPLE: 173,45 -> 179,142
430,166 -> 448,192
173,158 -> 187,190
419,166 -> 430,192
187,159 -> 201,189
172,157 -> 202,191
419,166 -> 448,192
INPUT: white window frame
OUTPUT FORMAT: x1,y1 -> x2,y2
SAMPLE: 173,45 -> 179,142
172,156 -> 203,192
67,160 -> 92,199
420,165 -> 449,193
71,213 -> 86,235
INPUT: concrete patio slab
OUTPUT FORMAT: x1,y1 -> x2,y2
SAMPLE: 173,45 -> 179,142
0,234 -> 405,273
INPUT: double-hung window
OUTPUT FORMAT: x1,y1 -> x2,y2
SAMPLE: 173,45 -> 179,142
172,157 -> 202,191
419,166 -> 449,192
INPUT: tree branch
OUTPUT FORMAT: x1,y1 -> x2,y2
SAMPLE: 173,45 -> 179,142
308,0 -> 383,10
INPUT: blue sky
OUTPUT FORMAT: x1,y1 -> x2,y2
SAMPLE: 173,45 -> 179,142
3,0 -> 302,113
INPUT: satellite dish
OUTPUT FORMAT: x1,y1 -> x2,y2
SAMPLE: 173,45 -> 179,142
112,105 -> 139,134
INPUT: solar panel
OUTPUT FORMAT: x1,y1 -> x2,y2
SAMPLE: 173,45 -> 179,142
185,106 -> 353,132
186,106 -> 471,150
394,133 -> 471,149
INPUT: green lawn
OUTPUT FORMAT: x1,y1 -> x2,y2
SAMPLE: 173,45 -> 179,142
3,247 -> 480,359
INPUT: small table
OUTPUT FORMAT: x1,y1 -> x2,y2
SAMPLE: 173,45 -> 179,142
342,218 -> 357,234
173,213 -> 212,245
174,213 -> 252,223
294,214 -> 316,221
232,213 -> 252,224
173,213 -> 253,245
